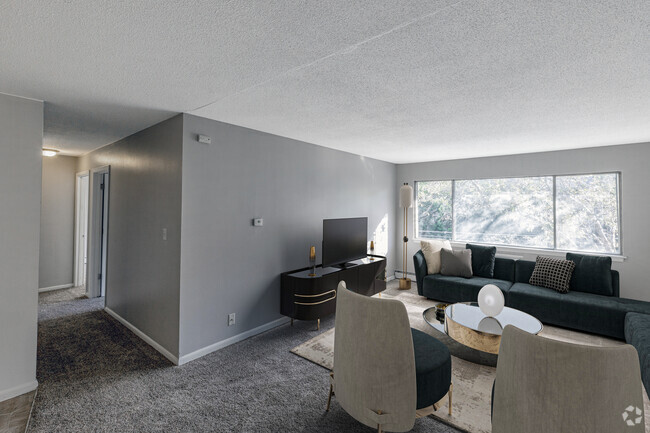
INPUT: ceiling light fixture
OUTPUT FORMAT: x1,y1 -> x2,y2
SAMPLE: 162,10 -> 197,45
42,149 -> 59,157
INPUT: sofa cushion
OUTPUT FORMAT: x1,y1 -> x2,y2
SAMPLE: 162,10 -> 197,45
625,313 -> 650,395
625,313 -> 650,367
420,239 -> 452,274
466,244 -> 497,278
566,253 -> 614,296
440,248 -> 473,278
508,283 -> 645,339
411,328 -> 452,409
529,256 -> 575,293
493,257 -> 516,282
423,274 -> 513,304
514,260 -> 536,283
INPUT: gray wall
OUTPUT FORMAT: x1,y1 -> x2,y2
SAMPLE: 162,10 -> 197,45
39,155 -> 77,289
77,114 -> 183,358
179,114 -> 397,357
0,94 -> 42,400
397,142 -> 650,301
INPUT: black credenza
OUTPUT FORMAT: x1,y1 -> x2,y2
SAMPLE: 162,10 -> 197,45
281,255 -> 386,329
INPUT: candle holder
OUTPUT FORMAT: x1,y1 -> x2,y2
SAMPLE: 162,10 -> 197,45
369,240 -> 375,260
308,246 -> 316,276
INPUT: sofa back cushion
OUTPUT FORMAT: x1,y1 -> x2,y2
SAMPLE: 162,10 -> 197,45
494,258 -> 516,282
566,253 -> 614,296
466,244 -> 496,278
514,260 -> 536,283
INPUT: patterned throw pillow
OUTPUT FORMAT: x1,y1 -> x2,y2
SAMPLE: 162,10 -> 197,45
529,256 -> 576,293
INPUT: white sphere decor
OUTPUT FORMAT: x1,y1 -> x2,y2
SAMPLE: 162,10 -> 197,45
478,284 -> 505,317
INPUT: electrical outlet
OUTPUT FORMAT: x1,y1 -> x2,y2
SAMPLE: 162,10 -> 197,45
228,313 -> 236,326
162,228 -> 167,241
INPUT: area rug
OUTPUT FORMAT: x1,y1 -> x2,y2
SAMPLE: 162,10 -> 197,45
291,284 -> 650,433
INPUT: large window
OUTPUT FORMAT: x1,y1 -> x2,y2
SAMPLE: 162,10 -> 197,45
415,173 -> 620,254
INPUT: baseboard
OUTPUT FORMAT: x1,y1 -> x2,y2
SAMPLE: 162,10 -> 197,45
38,283 -> 74,293
386,275 -> 396,282
178,317 -> 291,365
393,270 -> 416,279
104,307 -> 179,365
0,380 -> 38,403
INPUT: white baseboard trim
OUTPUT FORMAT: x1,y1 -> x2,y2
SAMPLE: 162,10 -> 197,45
104,307 -> 179,365
178,317 -> 291,365
38,283 -> 74,293
386,275 -> 395,282
0,380 -> 38,403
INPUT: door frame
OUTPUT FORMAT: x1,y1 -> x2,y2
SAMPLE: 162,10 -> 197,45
73,171 -> 90,287
87,165 -> 110,299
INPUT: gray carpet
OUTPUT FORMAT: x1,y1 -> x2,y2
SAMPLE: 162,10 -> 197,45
30,288 -> 461,433
38,285 -> 87,305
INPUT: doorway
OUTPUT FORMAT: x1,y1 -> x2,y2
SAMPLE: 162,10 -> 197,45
86,166 -> 110,299
74,172 -> 89,287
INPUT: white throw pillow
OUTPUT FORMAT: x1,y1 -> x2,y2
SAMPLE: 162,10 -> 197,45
420,239 -> 452,274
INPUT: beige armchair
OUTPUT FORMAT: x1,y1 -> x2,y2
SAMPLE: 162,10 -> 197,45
492,325 -> 645,433
327,281 -> 452,432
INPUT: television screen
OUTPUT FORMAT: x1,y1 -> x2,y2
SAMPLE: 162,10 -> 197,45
322,217 -> 368,267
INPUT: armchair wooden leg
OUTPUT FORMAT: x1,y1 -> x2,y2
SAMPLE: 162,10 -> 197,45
327,371 -> 334,412
448,383 -> 453,416
326,384 -> 333,411
377,410 -> 382,433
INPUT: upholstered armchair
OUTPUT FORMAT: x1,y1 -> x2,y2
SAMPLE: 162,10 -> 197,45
492,325 -> 645,433
327,281 -> 452,432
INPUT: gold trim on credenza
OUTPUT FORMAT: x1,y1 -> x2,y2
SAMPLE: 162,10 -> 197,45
294,290 -> 337,306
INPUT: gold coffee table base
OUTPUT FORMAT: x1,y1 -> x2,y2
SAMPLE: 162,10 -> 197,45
445,315 -> 502,354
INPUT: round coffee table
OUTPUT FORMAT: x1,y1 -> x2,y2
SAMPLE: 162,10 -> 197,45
423,302 -> 543,354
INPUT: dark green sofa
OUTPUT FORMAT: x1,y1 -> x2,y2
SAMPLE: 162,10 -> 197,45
414,249 -> 650,340
625,313 -> 650,395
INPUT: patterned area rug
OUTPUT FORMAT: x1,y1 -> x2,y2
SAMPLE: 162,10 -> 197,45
291,283 -> 650,433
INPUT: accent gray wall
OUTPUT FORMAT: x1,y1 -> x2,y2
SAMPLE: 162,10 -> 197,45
397,142 -> 650,302
0,93 -> 42,401
39,155 -> 77,289
179,114 -> 397,357
77,114 -> 183,358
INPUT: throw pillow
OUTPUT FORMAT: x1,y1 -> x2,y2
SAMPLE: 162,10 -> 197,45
566,253 -> 614,296
421,239 -> 452,274
440,248 -> 473,278
529,256 -> 576,293
466,243 -> 497,278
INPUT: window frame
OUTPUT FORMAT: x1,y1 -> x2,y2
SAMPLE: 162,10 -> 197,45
413,171 -> 623,258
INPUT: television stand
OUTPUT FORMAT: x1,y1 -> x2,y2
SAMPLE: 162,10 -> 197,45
335,261 -> 361,269
280,255 -> 386,329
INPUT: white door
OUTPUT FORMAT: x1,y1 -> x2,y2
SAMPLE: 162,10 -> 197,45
74,173 -> 89,287
87,166 -> 110,299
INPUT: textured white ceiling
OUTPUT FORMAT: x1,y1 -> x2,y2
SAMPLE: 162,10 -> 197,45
1,1 -> 649,161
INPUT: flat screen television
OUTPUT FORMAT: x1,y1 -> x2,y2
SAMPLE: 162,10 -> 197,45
322,217 -> 368,267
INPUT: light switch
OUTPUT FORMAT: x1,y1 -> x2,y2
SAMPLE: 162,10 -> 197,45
253,218 -> 264,227
162,228 -> 167,241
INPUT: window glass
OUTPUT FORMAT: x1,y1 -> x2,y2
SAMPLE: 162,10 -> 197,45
556,173 -> 620,253
415,181 -> 452,240
454,177 -> 554,248
414,173 -> 620,254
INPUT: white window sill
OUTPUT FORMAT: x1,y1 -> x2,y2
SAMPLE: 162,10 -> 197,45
413,239 -> 626,263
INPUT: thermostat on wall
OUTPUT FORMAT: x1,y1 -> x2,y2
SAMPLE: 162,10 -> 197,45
198,134 -> 211,144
